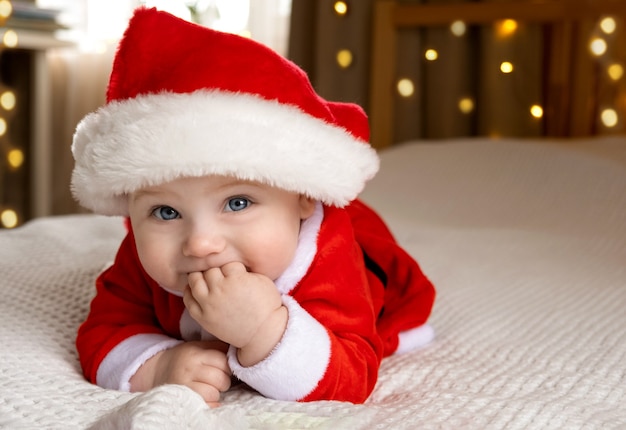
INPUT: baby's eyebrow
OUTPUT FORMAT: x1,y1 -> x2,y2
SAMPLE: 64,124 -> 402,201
131,189 -> 165,202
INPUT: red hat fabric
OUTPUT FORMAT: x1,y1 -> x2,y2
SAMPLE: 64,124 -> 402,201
71,7 -> 379,216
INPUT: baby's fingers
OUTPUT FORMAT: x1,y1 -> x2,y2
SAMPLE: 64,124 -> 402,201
220,261 -> 247,276
186,271 -> 213,304
188,381 -> 222,406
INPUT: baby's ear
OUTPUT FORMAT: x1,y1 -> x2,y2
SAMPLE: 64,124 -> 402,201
298,195 -> 316,220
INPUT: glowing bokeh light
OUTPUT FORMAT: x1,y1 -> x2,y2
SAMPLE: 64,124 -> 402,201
600,17 -> 617,34
450,21 -> 466,37
424,49 -> 438,61
334,1 -> 348,16
336,49 -> 353,68
608,64 -> 624,81
496,19 -> 518,38
0,91 -> 15,111
590,38 -> 607,56
8,149 -> 24,168
500,61 -> 514,73
2,29 -> 18,47
397,78 -> 415,97
0,0 -> 12,19
1,209 -> 18,229
458,97 -> 474,114
530,105 -> 544,119
601,109 -> 618,128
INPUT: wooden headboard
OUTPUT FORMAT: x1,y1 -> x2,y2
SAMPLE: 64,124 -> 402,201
369,0 -> 626,149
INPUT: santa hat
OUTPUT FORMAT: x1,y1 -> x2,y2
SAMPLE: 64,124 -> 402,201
71,7 -> 379,216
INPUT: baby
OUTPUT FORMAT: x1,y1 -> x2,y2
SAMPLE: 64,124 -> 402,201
73,7 -> 435,405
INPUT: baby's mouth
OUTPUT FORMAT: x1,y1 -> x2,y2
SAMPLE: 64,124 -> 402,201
184,263 -> 252,274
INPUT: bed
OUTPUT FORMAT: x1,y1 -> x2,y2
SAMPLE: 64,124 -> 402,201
2,135 -> 624,429
2,1 -> 626,429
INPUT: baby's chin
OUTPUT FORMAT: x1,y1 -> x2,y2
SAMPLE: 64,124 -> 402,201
158,282 -> 186,297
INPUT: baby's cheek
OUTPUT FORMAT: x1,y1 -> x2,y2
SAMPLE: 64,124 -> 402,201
138,253 -> 180,291
258,239 -> 299,281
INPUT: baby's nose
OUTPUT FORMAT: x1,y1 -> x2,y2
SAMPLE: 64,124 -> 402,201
182,228 -> 226,257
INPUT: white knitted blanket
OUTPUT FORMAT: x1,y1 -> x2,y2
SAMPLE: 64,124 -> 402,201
1,137 -> 625,429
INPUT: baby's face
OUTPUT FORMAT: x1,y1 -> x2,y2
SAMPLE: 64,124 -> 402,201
128,175 -> 315,293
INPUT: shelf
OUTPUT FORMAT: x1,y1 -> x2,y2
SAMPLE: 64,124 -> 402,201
0,27 -> 73,51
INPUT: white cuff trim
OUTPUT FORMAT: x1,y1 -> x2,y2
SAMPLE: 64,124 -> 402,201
228,295 -> 331,401
395,324 -> 435,354
96,333 -> 183,391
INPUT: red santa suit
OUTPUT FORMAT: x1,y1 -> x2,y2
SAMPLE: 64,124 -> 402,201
70,8 -> 436,404
76,201 -> 434,402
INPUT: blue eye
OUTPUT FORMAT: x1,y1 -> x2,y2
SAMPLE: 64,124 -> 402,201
152,206 -> 180,220
226,197 -> 250,212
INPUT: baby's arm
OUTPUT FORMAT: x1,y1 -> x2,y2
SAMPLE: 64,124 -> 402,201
77,232 -> 233,404
130,340 -> 231,406
185,262 -> 288,366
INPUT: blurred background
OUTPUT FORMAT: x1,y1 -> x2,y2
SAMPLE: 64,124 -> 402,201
1,0 -> 624,227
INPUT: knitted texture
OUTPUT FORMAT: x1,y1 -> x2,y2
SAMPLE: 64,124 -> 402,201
1,137 -> 625,429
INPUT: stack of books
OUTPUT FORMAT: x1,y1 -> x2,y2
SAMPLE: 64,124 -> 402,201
3,1 -> 67,32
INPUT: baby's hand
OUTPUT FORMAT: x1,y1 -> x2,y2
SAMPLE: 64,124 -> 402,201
184,262 -> 283,349
130,340 -> 231,407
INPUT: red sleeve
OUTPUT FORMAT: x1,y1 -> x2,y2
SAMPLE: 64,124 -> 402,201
292,206 -> 385,403
347,199 -> 436,355
75,231 -> 184,384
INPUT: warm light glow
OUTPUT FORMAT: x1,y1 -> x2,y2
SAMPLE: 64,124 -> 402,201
601,109 -> 618,128
424,49 -> 438,61
336,49 -> 353,68
600,17 -> 617,34
1,209 -> 18,229
496,19 -> 518,38
0,117 -> 6,136
590,38 -> 607,56
500,61 -> 514,74
458,97 -> 474,114
530,104 -> 544,119
0,0 -> 12,19
8,149 -> 24,168
397,78 -> 415,97
239,30 -> 252,38
450,20 -> 466,37
608,63 -> 624,81
334,1 -> 348,16
0,91 -> 15,111
2,29 -> 18,47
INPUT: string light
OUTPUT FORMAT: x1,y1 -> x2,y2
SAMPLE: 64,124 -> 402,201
600,17 -> 617,34
394,13 -> 624,139
1,209 -> 18,229
0,0 -> 11,19
397,78 -> 415,97
496,19 -> 518,38
608,63 -> 624,81
1,5 -> 22,228
7,149 -> 24,169
530,105 -> 544,119
458,97 -> 474,114
450,21 -> 466,37
590,37 -> 607,56
0,90 -> 15,110
334,1 -> 348,16
601,108 -> 618,128
2,29 -> 18,47
500,61 -> 514,74
424,49 -> 438,61
336,49 -> 353,68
